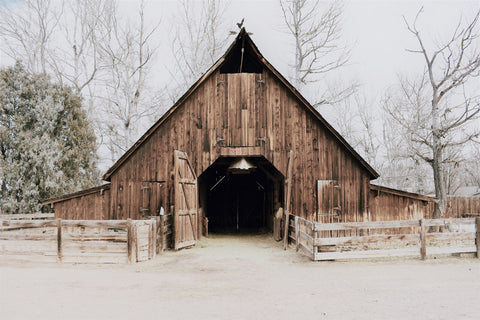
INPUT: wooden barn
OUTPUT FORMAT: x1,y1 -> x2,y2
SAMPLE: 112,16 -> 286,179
43,29 -> 435,249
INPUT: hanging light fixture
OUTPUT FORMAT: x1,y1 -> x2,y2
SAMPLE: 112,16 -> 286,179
228,157 -> 256,174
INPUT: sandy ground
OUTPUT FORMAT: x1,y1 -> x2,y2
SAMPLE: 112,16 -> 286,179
1,233 -> 479,320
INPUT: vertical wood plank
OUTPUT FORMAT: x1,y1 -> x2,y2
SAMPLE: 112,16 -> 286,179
57,218 -> 62,262
476,217 -> 480,259
284,150 -> 293,250
295,215 -> 299,252
154,216 -> 161,254
135,222 -> 140,262
127,218 -> 134,263
159,214 -> 165,253
420,219 -> 426,260
148,219 -> 154,260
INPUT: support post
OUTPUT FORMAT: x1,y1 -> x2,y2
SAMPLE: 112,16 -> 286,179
135,222 -> 139,262
148,219 -> 155,260
476,217 -> 480,259
283,212 -> 290,250
283,150 -> 293,250
57,219 -> 62,262
160,215 -> 166,252
295,216 -> 299,252
420,219 -> 426,260
204,217 -> 209,237
127,219 -> 134,263
155,216 -> 161,254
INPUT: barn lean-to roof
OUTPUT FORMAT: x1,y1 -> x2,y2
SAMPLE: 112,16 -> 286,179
370,184 -> 436,203
103,28 -> 379,181
42,183 -> 111,206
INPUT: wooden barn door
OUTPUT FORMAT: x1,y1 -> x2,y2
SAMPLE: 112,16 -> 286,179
174,150 -> 198,250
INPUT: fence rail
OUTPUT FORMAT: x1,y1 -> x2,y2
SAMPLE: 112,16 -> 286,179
293,216 -> 480,261
0,218 -> 158,263
0,213 -> 55,220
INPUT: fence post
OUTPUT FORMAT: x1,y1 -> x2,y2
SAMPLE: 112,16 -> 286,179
283,212 -> 290,250
476,217 -> 480,259
420,219 -> 426,260
135,222 -> 139,262
57,218 -> 62,262
154,216 -> 160,254
149,219 -> 156,260
127,219 -> 134,264
159,215 -> 165,253
313,222 -> 318,261
153,218 -> 157,259
295,216 -> 299,252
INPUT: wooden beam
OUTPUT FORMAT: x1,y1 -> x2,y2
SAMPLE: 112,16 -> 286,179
420,219 -> 426,260
295,215 -> 299,252
57,219 -> 62,262
283,150 -> 293,250
127,219 -> 134,263
476,217 -> 480,259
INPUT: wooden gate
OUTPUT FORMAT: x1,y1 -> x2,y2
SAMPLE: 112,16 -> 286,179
174,150 -> 198,250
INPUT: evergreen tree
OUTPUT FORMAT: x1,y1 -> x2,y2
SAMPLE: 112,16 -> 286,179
0,62 -> 99,213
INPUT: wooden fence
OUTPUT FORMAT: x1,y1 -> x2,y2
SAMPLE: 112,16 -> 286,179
292,216 -> 480,261
0,218 -> 159,264
152,214 -> 173,253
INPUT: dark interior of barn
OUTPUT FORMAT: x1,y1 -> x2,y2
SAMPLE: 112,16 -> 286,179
198,157 -> 283,234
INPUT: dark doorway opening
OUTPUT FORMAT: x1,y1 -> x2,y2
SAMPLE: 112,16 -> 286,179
198,156 -> 283,234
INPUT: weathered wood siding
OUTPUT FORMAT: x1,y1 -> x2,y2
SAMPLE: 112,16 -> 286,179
53,186 -> 111,220
368,185 -> 435,221
109,70 -> 371,222
446,197 -> 480,218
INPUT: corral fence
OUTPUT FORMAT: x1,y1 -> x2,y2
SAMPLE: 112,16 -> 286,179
290,215 -> 480,261
0,214 -> 173,264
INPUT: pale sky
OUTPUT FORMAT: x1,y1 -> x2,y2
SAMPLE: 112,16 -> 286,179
1,0 -> 479,103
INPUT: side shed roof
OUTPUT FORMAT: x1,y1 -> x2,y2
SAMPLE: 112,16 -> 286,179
370,184 -> 437,202
42,184 -> 111,206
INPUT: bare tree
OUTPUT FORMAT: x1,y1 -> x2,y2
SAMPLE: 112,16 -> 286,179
96,0 -> 161,162
464,149 -> 480,187
168,0 -> 230,102
52,1 -> 111,93
0,0 -> 61,74
379,97 -> 433,194
279,0 -> 352,106
386,7 -> 480,217
330,92 -> 382,173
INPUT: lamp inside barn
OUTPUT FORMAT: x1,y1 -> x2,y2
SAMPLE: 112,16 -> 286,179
227,157 -> 257,174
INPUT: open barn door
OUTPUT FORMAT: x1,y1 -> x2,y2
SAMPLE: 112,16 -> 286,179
174,150 -> 198,250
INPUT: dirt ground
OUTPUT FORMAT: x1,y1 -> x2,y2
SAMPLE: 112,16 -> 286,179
1,233 -> 479,320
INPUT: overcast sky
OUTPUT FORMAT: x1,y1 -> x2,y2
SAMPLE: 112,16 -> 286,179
1,0 -> 479,103
223,0 -> 480,99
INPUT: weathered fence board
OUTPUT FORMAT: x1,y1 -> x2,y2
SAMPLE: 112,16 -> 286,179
0,213 -> 55,220
293,216 -> 480,261
0,218 -> 158,264
314,234 -> 420,246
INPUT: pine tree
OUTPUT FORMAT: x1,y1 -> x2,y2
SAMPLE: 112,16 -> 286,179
0,62 -> 99,213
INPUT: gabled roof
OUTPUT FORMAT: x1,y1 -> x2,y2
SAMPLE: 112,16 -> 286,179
103,28 -> 379,181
